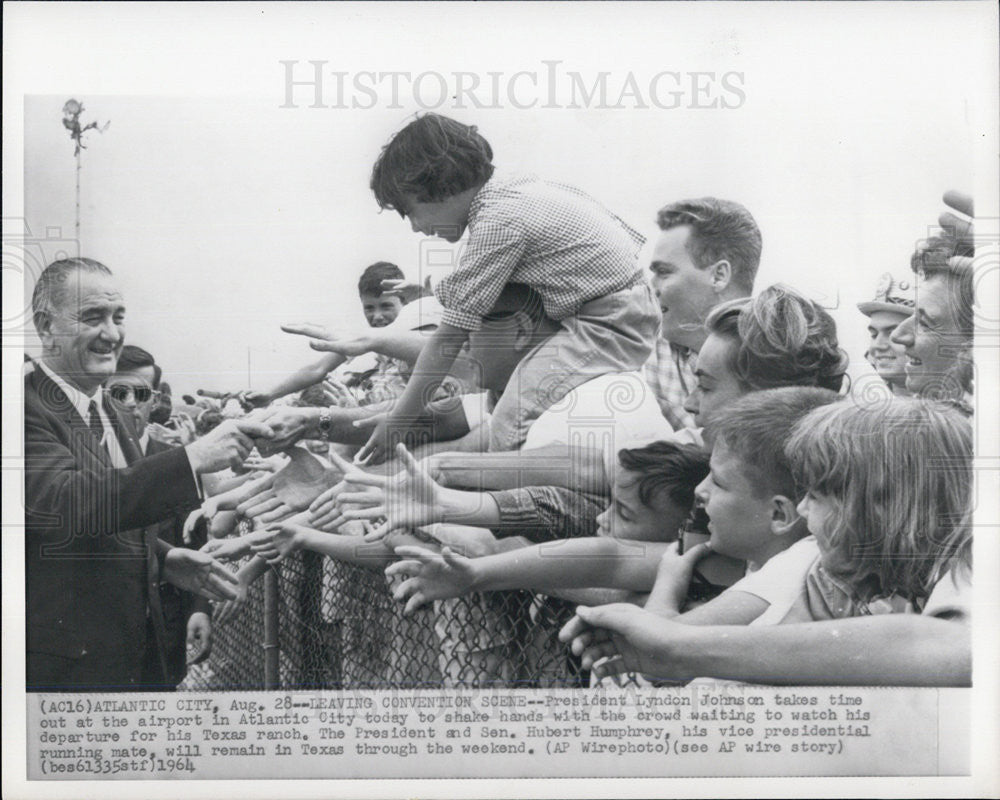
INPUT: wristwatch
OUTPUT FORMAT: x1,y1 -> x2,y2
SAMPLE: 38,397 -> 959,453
318,408 -> 332,440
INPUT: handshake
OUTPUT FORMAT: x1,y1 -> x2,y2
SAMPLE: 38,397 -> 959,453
184,417 -> 280,475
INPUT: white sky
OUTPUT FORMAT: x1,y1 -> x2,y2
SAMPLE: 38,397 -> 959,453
7,2 -> 996,396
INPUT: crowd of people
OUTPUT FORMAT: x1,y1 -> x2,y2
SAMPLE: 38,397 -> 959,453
24,113 -> 977,692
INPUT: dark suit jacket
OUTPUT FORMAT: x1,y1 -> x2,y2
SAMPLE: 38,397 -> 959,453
144,436 -> 209,687
24,366 -> 201,691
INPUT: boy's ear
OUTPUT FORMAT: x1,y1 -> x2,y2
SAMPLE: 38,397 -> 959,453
710,260 -> 733,293
770,495 -> 800,536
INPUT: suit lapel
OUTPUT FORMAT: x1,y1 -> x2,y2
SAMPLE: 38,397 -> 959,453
31,369 -> 114,467
104,394 -> 143,465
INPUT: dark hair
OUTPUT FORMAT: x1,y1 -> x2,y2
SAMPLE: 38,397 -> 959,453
705,284 -> 848,393
116,344 -> 162,389
656,198 -> 762,294
31,257 -> 113,323
296,383 -> 335,408
371,113 -> 494,216
712,386 -> 842,498
911,234 -> 975,339
195,409 -> 224,436
617,441 -> 710,511
358,261 -> 405,298
481,283 -> 549,325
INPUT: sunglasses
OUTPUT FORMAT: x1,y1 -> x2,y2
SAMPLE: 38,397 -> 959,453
108,384 -> 155,403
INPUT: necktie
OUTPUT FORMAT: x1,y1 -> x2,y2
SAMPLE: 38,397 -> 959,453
87,400 -> 104,440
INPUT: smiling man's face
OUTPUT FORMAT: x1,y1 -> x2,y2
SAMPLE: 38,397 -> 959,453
40,270 -> 125,394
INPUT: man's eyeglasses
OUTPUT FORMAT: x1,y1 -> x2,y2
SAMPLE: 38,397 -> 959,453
108,385 -> 155,403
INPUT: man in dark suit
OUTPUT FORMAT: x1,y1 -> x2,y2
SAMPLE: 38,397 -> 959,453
25,257 -> 273,691
108,345 -> 212,689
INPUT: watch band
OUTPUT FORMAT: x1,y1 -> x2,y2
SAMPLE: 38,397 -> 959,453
318,408 -> 332,440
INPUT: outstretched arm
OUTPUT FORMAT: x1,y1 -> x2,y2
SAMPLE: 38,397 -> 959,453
560,605 -> 971,686
246,351 -> 346,407
386,536 -> 668,612
426,444 -> 609,494
356,322 -> 470,464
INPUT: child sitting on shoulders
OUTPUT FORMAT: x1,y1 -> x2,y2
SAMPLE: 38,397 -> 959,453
358,113 -> 660,462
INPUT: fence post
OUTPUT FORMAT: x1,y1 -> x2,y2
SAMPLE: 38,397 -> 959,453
263,567 -> 279,689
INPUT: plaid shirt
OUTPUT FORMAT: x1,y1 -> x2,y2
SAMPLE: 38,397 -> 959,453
642,337 -> 697,431
436,172 -> 646,331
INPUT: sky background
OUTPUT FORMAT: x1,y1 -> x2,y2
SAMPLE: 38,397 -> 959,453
9,2 -> 996,399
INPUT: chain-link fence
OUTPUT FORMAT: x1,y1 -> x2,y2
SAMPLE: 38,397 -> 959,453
180,536 -> 588,691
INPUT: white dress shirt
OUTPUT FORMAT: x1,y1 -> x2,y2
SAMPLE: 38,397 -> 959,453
38,360 -> 129,468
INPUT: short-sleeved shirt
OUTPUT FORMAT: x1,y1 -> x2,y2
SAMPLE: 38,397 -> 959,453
724,537 -> 821,626
521,371 -> 676,471
643,338 -> 697,431
435,172 -> 646,331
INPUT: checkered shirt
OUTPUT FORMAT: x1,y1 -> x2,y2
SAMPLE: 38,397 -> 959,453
435,172 -> 646,330
642,337 -> 697,431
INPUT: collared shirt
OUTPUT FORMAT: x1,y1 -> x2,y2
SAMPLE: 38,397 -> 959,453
642,337 -> 697,431
38,360 -> 128,468
139,431 -> 151,456
435,172 -> 646,331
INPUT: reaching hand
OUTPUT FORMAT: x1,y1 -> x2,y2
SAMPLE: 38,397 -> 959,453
644,541 -> 712,617
271,446 -> 343,511
186,611 -> 212,665
330,443 -> 446,541
253,407 -> 317,454
213,580 -> 249,625
162,548 -> 240,602
322,378 -> 359,408
354,415 -> 392,466
559,604 -> 685,682
281,323 -> 374,357
247,524 -> 306,564
185,418 -> 275,474
385,545 -> 478,614
200,536 -> 253,563
238,390 -> 272,411
380,277 -> 426,305
182,505 -> 210,545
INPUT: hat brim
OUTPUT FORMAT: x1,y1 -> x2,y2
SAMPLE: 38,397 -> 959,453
857,301 -> 914,318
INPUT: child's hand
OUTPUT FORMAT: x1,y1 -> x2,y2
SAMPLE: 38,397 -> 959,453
307,479 -> 351,531
213,581 -> 249,625
185,612 -> 212,665
333,443 -> 447,541
280,323 -> 374,357
385,545 -> 477,614
199,535 -> 253,563
354,415 -> 393,466
322,378 -> 359,408
644,541 -> 712,618
247,524 -> 305,564
182,505 -> 211,545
